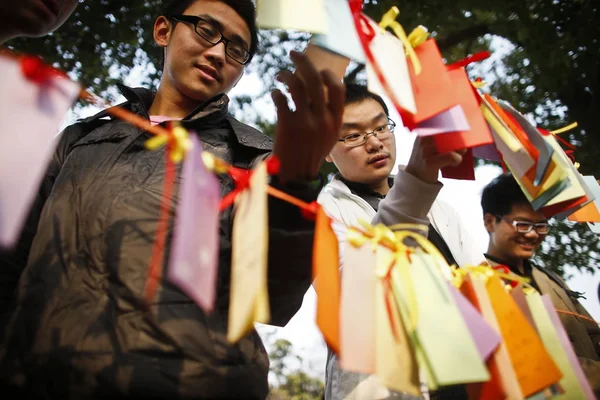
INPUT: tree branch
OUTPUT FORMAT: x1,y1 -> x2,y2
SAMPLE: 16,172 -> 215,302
436,24 -> 492,52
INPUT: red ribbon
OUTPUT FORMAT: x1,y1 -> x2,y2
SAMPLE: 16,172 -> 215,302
447,51 -> 491,70
144,129 -> 177,305
492,265 -> 519,288
300,201 -> 320,221
20,55 -> 66,84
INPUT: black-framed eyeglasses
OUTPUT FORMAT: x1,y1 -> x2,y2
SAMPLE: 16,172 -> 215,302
496,215 -> 551,234
170,15 -> 251,65
338,119 -> 396,148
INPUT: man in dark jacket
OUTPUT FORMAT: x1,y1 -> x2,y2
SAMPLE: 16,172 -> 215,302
0,0 -> 345,398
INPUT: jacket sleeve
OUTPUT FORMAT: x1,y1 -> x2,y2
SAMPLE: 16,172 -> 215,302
0,124 -> 85,315
372,169 -> 442,230
264,177 -> 322,326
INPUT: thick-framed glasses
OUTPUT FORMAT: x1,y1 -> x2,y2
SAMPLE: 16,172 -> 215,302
496,215 -> 551,234
170,15 -> 251,65
338,120 -> 396,148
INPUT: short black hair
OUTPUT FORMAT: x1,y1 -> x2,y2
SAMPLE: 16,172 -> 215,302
344,83 -> 389,116
481,173 -> 531,218
162,0 -> 258,61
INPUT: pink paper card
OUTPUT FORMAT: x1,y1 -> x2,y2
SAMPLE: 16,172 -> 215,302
0,55 -> 80,248
413,105 -> 471,137
449,283 -> 501,360
168,135 -> 220,312
340,241 -> 376,374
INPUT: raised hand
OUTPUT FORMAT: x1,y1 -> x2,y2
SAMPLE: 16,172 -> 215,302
405,135 -> 466,183
271,50 -> 345,183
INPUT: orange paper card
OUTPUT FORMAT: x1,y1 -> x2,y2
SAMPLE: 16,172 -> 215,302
399,39 -> 456,129
434,68 -> 493,153
313,206 -> 341,354
486,276 -> 562,396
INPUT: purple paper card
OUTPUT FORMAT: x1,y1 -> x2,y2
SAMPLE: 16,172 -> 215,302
413,105 -> 470,136
542,295 -> 595,399
0,56 -> 80,248
168,135 -> 220,312
449,283 -> 502,360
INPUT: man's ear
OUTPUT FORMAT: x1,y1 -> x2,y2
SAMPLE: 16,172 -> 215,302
325,154 -> 333,163
154,16 -> 172,48
483,213 -> 496,234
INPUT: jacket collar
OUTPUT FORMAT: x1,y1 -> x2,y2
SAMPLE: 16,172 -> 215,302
80,84 -> 272,152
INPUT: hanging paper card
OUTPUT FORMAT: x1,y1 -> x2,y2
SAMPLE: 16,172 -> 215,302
340,240 -> 376,373
401,253 -> 489,386
461,275 -> 516,400
227,162 -> 269,342
310,0 -> 365,62
434,68 -> 493,154
568,176 -> 600,222
304,42 -> 350,81
552,172 -> 596,220
412,105 -> 470,136
366,27 -> 416,114
168,135 -> 220,312
498,101 -> 554,186
374,245 -> 420,395
588,221 -> 600,234
0,55 -> 80,247
256,0 -> 327,33
511,284 -> 537,330
398,39 -> 456,129
449,283 -> 501,360
486,276 -> 563,396
313,205 -> 341,354
527,293 -> 593,399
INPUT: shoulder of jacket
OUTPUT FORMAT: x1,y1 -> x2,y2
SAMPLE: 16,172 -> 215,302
226,115 -> 273,151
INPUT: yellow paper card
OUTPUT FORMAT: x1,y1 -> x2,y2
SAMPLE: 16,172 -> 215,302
374,245 -> 420,396
227,162 -> 269,342
395,253 -> 489,386
543,134 -> 586,206
340,241 -> 376,374
486,276 -> 563,397
256,0 -> 327,33
527,293 -> 590,399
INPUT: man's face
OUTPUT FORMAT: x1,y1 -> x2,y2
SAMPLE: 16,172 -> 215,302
485,203 -> 548,264
0,0 -> 79,40
326,99 -> 396,185
156,0 -> 250,102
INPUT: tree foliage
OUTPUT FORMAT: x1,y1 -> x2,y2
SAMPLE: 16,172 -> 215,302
8,0 -> 599,275
266,338 -> 324,400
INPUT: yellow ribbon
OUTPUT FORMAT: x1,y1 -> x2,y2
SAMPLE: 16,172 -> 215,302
379,7 -> 423,75
145,125 -> 192,163
471,80 -> 487,89
348,220 -> 398,251
202,152 -> 231,174
550,122 -> 578,135
394,230 -> 454,282
450,264 -> 534,293
407,25 -> 429,48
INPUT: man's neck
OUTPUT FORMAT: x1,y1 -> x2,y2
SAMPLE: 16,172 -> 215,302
485,250 -> 526,275
370,179 -> 390,196
149,83 -> 202,119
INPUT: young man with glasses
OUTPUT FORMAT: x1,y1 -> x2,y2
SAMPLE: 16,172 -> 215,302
319,84 -> 481,399
0,0 -> 346,398
482,173 -> 600,395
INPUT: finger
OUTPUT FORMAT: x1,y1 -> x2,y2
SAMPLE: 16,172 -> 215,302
428,151 -> 464,168
290,50 -> 325,112
271,89 -> 291,120
277,70 -> 309,112
321,69 -> 345,128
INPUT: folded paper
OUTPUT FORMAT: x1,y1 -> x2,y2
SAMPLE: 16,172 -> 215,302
0,55 -> 80,247
168,136 -> 220,313
228,162 -> 270,342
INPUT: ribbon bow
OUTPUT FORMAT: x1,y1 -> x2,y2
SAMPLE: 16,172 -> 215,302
145,125 -> 192,163
378,7 -> 423,75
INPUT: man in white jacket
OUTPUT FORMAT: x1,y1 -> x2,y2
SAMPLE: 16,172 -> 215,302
318,84 -> 482,400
